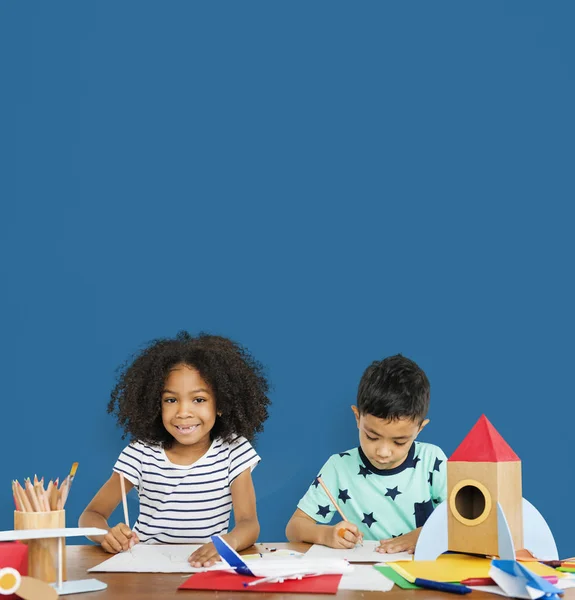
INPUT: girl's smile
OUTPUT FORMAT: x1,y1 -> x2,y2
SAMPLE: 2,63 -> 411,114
161,364 -> 217,451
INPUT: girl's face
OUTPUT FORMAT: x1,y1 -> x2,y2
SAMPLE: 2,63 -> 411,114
161,364 -> 217,448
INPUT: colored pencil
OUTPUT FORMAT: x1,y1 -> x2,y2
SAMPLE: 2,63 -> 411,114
15,481 -> 33,512
12,470 -> 77,512
462,576 -> 559,586
25,479 -> 41,512
12,481 -> 21,511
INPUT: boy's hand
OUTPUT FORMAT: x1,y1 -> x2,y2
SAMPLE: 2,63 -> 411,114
101,523 -> 139,554
321,521 -> 362,549
188,542 -> 221,568
377,528 -> 421,554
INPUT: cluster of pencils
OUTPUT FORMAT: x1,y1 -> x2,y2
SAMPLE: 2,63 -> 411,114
11,463 -> 78,513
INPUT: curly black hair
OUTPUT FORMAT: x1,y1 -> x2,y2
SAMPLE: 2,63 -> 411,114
107,331 -> 271,447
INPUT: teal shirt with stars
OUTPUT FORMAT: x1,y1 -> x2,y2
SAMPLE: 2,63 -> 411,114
297,441 -> 447,540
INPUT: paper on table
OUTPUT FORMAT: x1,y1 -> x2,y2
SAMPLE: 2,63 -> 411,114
339,565 -> 394,591
374,566 -> 420,589
388,554 -> 561,583
88,544 -> 227,573
305,540 -> 412,563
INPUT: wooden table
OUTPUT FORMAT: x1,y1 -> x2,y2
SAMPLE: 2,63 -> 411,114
67,543 -> 575,599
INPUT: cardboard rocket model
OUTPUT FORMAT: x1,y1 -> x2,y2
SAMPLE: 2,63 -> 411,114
414,415 -> 558,561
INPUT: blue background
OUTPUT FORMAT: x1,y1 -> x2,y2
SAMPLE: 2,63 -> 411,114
1,1 -> 573,556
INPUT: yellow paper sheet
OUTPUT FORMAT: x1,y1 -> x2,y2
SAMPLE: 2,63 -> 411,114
389,554 -> 562,583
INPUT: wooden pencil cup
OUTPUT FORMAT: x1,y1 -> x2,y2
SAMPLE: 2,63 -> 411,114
13,510 -> 67,584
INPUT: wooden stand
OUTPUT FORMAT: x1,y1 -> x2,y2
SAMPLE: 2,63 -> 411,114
13,510 -> 67,584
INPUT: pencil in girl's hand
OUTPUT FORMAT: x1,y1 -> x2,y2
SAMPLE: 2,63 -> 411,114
119,472 -> 130,528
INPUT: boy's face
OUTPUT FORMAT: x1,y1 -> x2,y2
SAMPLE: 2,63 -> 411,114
161,364 -> 217,448
352,406 -> 428,470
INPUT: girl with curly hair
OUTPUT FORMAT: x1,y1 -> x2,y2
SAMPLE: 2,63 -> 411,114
79,331 -> 271,567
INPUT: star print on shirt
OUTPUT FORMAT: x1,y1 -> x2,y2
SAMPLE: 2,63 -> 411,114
339,452 -> 351,457
362,512 -> 377,528
338,489 -> 351,503
428,471 -> 433,486
317,504 -> 331,518
406,455 -> 421,469
385,486 -> 402,501
312,476 -> 321,488
358,464 -> 372,478
433,458 -> 443,472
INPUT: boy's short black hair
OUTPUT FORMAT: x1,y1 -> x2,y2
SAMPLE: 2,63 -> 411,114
107,331 -> 270,446
357,354 -> 430,422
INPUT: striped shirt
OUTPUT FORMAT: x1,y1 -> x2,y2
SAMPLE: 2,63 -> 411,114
113,436 -> 260,544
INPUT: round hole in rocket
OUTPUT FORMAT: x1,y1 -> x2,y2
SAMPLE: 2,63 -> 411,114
454,484 -> 486,520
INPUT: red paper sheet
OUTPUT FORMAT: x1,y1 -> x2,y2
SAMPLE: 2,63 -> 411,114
179,570 -> 342,594
0,542 -> 28,600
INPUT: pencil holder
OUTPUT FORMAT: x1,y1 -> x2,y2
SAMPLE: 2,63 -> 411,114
13,510 -> 67,584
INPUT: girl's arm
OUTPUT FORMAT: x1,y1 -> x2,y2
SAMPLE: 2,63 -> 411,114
225,467 -> 260,550
79,471 -> 138,552
188,468 -> 259,567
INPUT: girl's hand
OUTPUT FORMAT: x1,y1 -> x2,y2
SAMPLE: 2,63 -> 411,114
321,521 -> 362,549
101,523 -> 139,554
188,542 -> 220,568
377,528 -> 420,554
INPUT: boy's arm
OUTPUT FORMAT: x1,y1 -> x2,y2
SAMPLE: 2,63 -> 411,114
378,527 -> 421,554
79,471 -> 137,551
189,468 -> 260,567
286,508 -> 328,544
286,508 -> 360,548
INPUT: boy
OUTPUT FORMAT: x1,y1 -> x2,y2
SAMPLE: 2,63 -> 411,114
285,354 -> 447,554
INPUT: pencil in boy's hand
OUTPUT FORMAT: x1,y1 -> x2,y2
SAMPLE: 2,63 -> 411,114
316,476 -> 363,546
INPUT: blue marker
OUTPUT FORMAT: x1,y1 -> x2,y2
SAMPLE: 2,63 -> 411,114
414,579 -> 472,595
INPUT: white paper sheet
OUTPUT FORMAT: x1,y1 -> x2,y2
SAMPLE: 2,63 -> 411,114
305,540 -> 412,563
88,544 -> 226,573
339,565 -> 394,591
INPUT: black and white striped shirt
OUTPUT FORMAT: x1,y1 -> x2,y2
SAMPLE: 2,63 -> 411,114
113,436 -> 260,544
